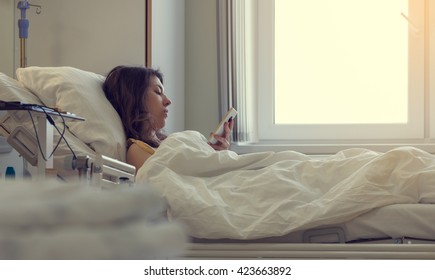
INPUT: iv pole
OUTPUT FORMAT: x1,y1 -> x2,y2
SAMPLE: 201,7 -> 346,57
17,1 -> 41,68
16,1 -> 43,178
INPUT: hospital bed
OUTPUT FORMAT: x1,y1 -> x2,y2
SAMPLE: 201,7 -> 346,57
1,66 -> 435,259
137,129 -> 435,259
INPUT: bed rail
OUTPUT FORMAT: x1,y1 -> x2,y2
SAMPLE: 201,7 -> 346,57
65,154 -> 135,189
182,243 -> 435,259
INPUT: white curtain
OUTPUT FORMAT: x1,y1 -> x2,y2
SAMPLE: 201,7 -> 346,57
216,0 -> 257,143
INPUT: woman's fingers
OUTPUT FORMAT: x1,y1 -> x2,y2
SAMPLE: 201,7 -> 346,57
209,120 -> 235,151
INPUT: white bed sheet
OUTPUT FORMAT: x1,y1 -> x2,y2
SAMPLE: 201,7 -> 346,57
342,203 -> 435,242
191,203 -> 435,243
136,130 -> 435,240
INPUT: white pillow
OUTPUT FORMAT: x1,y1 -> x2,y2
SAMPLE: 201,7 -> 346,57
16,66 -> 126,161
0,72 -> 41,104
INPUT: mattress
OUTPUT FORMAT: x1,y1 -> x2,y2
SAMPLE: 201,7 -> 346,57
191,203 -> 435,244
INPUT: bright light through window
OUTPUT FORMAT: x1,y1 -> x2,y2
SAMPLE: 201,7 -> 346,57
274,0 -> 409,124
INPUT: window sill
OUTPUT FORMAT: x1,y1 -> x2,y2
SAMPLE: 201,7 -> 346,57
231,141 -> 435,155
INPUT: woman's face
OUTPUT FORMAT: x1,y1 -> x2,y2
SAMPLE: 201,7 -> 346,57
145,75 -> 171,130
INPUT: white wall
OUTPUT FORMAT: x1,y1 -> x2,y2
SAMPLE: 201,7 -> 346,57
0,0 -> 14,77
152,0 -> 185,134
21,0 -> 145,75
184,0 -> 219,137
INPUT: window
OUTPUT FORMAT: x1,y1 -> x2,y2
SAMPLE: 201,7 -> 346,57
218,0 -> 435,153
274,0 -> 409,126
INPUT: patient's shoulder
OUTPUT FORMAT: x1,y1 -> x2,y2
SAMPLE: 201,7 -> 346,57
127,138 -> 155,155
126,139 -> 156,172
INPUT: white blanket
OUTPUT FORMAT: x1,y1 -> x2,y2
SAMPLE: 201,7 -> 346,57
136,130 -> 435,240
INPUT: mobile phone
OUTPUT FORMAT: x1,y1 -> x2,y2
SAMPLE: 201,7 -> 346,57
209,107 -> 237,144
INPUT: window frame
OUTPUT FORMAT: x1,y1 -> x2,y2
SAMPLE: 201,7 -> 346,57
259,0 -> 425,140
220,0 -> 435,154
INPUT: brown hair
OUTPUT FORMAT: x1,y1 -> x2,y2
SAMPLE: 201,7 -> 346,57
103,65 -> 166,148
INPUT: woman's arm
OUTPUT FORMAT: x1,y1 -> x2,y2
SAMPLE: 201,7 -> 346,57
126,143 -> 154,173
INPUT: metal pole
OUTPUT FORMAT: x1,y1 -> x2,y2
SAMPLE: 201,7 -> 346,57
17,1 -> 30,68
20,38 -> 26,68
17,1 -> 41,68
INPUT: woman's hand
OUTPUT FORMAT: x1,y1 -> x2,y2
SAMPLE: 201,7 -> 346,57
209,119 -> 234,151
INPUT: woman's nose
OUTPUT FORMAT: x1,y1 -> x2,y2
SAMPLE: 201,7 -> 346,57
164,96 -> 172,106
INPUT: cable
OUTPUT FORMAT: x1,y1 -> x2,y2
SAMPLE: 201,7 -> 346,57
40,105 -> 77,160
27,105 -> 78,163
27,110 -> 49,161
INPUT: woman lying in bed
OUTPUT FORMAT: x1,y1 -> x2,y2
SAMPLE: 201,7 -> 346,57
103,66 -> 435,241
102,65 -> 234,172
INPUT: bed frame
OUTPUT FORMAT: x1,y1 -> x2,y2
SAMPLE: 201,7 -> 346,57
180,203 -> 435,259
182,243 -> 435,259
65,154 -> 136,189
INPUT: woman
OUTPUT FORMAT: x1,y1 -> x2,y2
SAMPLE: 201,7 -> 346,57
103,65 -> 234,172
